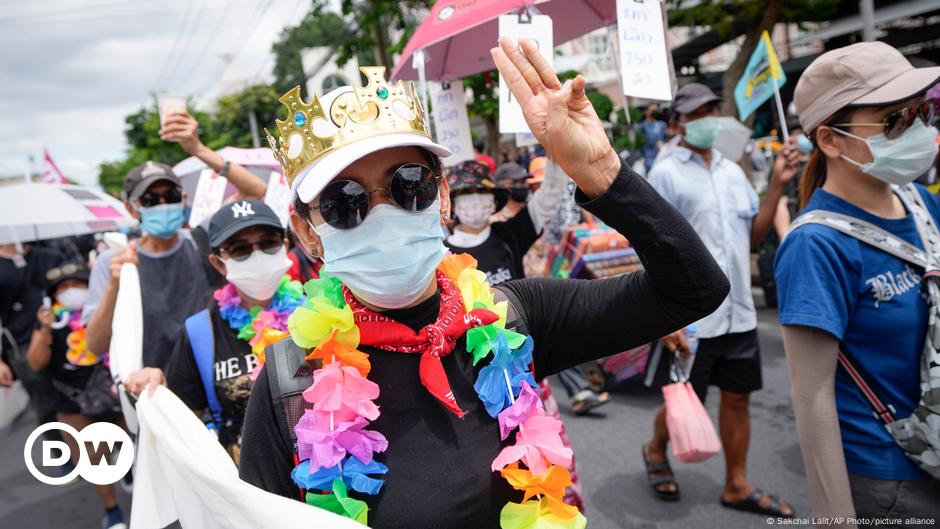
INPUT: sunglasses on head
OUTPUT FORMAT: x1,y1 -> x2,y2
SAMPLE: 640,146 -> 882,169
46,263 -> 84,282
833,101 -> 936,140
138,188 -> 183,208
312,163 -> 441,230
218,237 -> 283,262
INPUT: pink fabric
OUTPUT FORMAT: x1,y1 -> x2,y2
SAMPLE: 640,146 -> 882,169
391,0 -> 617,81
662,382 -> 721,463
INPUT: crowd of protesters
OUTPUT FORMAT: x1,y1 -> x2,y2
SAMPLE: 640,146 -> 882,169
1,38 -> 939,529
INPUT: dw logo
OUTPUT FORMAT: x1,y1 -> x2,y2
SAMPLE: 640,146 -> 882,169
23,422 -> 134,485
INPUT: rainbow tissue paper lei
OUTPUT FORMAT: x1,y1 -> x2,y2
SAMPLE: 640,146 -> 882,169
285,253 -> 587,529
52,304 -> 98,366
215,276 -> 305,369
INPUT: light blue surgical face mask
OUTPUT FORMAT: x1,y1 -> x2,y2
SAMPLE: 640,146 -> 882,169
683,116 -> 721,149
138,203 -> 185,238
797,133 -> 814,154
311,200 -> 446,309
834,118 -> 939,186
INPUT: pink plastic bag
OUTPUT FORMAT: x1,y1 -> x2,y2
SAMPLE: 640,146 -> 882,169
662,381 -> 721,463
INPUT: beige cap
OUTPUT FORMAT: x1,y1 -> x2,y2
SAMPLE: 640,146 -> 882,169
794,41 -> 940,133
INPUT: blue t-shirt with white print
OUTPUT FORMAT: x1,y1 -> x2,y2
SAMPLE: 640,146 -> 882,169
775,186 -> 939,481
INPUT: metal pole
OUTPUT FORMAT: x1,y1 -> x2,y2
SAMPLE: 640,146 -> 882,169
248,110 -> 261,148
860,0 -> 876,42
772,79 -> 789,142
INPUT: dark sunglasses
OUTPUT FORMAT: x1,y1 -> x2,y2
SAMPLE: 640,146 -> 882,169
833,101 -> 936,140
218,238 -> 283,262
46,263 -> 84,282
138,188 -> 183,208
313,163 -> 441,230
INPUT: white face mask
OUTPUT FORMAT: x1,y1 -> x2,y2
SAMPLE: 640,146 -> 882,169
834,118 -> 939,186
223,246 -> 292,301
56,287 -> 88,311
454,193 -> 496,229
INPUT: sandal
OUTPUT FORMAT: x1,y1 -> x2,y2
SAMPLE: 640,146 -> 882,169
642,445 -> 679,501
572,392 -> 611,416
721,488 -> 794,517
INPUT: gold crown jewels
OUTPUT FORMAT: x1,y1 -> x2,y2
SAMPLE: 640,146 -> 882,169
265,66 -> 431,188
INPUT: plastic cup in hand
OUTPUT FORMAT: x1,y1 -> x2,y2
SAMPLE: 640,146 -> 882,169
156,93 -> 187,133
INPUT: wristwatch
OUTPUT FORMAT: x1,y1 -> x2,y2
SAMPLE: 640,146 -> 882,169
220,160 -> 231,178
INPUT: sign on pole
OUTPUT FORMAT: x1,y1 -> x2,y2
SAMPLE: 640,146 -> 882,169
616,0 -> 673,101
734,30 -> 787,122
188,169 -> 227,227
429,81 -> 475,166
498,13 -> 553,134
264,171 -> 292,227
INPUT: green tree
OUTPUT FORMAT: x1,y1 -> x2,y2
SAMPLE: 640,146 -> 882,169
306,1 -> 433,69
668,0 -> 841,118
587,92 -> 614,122
271,10 -> 349,93
208,85 -> 282,148
463,71 -> 499,158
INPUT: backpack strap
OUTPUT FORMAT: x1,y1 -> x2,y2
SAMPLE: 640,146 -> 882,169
264,338 -> 314,501
184,309 -> 223,429
788,208 -> 928,269
836,348 -> 897,426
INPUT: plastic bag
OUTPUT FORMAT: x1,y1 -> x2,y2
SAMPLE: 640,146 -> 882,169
0,381 -> 29,430
662,381 -> 721,463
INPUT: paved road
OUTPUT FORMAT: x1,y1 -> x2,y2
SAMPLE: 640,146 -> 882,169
0,307 -> 810,528
552,306 -> 810,529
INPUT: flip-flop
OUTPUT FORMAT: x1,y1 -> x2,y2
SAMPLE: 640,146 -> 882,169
721,488 -> 794,517
572,392 -> 611,416
642,445 -> 679,501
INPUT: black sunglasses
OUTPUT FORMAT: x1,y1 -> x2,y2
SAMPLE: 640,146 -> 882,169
138,188 -> 183,208
313,163 -> 441,230
834,101 -> 936,140
218,238 -> 283,262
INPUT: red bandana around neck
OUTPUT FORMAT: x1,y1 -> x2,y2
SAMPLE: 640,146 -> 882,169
345,271 -> 499,417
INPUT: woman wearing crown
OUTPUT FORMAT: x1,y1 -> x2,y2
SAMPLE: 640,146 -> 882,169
239,38 -> 730,529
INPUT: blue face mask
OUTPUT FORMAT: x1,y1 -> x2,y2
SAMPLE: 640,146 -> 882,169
797,133 -> 814,154
312,201 -> 446,309
138,203 -> 185,238
683,116 -> 721,149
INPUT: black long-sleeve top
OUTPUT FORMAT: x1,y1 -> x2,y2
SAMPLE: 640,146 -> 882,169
238,163 -> 730,528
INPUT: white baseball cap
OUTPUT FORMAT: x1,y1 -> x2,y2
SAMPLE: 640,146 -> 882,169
292,86 -> 452,203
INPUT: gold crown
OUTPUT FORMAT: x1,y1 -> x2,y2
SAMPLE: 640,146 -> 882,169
265,66 -> 430,188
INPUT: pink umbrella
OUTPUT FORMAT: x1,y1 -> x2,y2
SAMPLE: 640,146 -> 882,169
391,0 -> 616,82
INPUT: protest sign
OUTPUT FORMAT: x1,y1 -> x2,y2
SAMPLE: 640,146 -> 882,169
188,169 -> 227,227
429,81 -> 475,166
498,13 -> 553,134
616,0 -> 672,101
734,30 -> 787,132
264,170 -> 292,227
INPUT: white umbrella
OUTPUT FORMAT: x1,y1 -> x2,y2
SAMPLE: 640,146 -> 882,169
0,183 -> 137,245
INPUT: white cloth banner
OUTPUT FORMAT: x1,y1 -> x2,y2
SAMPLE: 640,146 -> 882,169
130,386 -> 365,529
109,263 -> 143,434
429,82 -> 475,167
498,14 -> 553,134
616,0 -> 673,101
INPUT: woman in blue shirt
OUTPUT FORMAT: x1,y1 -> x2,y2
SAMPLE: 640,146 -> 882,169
776,42 -> 940,525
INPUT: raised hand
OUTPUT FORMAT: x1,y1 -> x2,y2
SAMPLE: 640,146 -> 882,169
160,110 -> 203,155
491,36 -> 620,198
